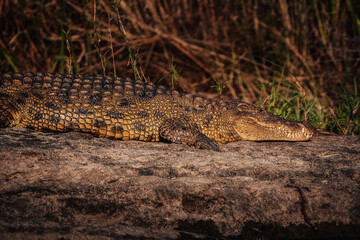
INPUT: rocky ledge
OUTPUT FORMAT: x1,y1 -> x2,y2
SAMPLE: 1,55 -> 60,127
0,128 -> 359,239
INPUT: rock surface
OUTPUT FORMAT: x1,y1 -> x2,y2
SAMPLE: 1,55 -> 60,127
0,128 -> 359,239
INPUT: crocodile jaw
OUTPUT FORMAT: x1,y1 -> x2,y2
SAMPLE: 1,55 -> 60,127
234,115 -> 316,141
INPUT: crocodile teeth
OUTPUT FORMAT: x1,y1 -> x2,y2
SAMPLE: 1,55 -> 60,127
286,131 -> 311,139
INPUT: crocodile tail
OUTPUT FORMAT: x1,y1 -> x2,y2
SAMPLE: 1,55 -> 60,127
0,92 -> 16,127
0,87 -> 28,127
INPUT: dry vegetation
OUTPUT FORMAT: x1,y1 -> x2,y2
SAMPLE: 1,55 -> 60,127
0,0 -> 359,134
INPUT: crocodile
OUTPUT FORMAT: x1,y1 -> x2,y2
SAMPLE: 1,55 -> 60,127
0,72 -> 316,151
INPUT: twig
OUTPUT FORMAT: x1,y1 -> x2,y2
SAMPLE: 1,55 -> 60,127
111,0 -> 141,80
327,106 -> 346,134
63,28 -> 73,74
93,0 -> 106,75
105,4 -> 116,76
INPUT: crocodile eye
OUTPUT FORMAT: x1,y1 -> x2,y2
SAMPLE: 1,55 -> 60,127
194,96 -> 206,111
195,104 -> 205,112
237,102 -> 263,112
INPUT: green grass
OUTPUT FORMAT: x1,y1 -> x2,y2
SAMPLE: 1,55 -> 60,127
326,78 -> 360,134
256,74 -> 359,135
0,47 -> 18,72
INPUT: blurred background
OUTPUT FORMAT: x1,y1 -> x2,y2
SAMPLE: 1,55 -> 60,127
0,0 -> 359,134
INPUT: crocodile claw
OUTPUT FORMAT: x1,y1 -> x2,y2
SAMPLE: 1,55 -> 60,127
195,137 -> 221,151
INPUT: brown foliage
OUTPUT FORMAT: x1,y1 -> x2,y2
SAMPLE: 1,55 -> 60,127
0,0 -> 359,102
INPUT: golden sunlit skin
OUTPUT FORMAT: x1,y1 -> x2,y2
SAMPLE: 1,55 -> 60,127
0,72 -> 316,151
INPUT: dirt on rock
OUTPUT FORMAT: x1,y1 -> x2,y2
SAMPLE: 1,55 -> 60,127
0,128 -> 359,239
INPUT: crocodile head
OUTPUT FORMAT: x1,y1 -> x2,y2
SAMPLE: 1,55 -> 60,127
233,101 -> 316,141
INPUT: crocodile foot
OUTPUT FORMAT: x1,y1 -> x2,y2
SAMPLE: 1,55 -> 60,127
159,118 -> 220,151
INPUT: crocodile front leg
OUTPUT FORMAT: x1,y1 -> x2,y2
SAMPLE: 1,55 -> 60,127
159,118 -> 220,151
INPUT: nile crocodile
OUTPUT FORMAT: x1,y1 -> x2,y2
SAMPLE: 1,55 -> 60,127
0,72 -> 316,151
